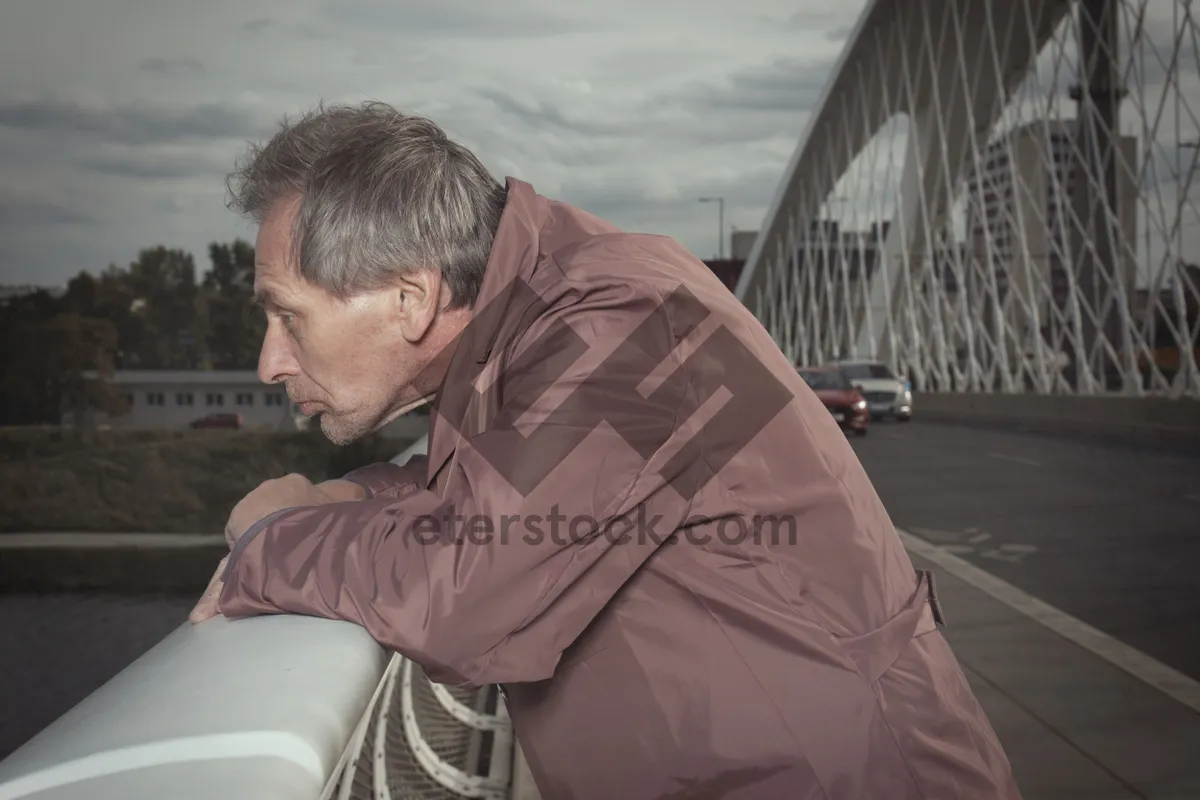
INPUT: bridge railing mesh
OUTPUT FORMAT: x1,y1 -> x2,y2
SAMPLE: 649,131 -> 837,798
324,655 -> 516,800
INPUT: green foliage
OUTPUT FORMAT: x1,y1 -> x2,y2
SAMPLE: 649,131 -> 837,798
297,423 -> 403,481
204,240 -> 266,369
0,239 -> 266,425
0,428 -> 421,533
1,312 -> 127,431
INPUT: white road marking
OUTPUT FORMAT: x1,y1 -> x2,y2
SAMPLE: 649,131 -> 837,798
908,527 -> 1039,564
986,451 -> 1042,467
1184,493 -> 1200,502
898,528 -> 1200,714
979,543 -> 1040,564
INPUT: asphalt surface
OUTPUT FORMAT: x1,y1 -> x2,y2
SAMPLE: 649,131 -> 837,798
2,419 -> 1197,766
851,419 -> 1200,683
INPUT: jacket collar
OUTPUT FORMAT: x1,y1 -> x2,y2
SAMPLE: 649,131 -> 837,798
424,177 -> 549,488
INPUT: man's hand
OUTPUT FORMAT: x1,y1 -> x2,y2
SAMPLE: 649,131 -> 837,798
223,473 -> 348,548
314,478 -> 370,502
190,474 -> 366,624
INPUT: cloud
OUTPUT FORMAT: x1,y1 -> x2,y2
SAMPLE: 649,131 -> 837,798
139,57 -> 205,75
784,4 -> 866,34
243,17 -> 276,35
554,163 -> 790,258
75,147 -> 232,181
0,96 -> 273,146
1126,11 -> 1200,90
665,57 -> 835,115
474,87 -> 629,137
825,24 -> 857,43
0,196 -> 95,227
3,0 -> 1193,296
317,0 -> 599,39
240,16 -> 327,41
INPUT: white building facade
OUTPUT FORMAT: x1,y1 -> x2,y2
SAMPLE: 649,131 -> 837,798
70,369 -> 431,439
83,370 -> 295,430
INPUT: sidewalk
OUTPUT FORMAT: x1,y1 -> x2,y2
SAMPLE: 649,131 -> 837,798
904,532 -> 1200,800
0,532 -> 223,594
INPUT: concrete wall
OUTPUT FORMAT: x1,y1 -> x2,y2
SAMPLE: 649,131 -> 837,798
914,391 -> 1200,449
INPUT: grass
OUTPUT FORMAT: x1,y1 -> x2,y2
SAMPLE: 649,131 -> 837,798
0,426 -> 415,534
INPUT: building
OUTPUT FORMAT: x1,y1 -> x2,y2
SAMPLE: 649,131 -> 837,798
702,258 -> 746,293
71,370 -> 295,430
697,230 -> 757,293
66,369 -> 431,439
963,119 -> 1139,356
730,230 -> 758,260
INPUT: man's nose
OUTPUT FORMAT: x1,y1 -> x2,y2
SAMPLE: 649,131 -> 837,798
258,322 -> 300,384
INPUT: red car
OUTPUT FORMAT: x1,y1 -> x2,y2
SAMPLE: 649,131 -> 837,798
797,367 -> 869,436
189,412 -> 244,430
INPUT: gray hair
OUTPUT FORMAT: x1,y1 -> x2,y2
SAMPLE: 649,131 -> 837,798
226,101 -> 507,309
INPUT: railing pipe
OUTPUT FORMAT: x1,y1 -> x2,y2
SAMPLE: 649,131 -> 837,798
0,615 -> 388,800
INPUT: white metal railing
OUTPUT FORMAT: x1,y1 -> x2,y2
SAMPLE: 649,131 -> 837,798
0,614 -> 389,800
325,431 -> 523,800
0,428 -> 525,800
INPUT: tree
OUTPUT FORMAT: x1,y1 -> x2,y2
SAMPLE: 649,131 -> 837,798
0,238 -> 271,429
0,289 -> 68,424
203,239 -> 264,369
120,246 -> 208,369
3,313 -> 127,436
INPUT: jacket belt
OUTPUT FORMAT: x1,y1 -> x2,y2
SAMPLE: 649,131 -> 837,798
839,569 -> 946,685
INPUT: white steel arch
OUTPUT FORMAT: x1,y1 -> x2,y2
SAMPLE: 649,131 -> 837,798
738,0 -> 1200,398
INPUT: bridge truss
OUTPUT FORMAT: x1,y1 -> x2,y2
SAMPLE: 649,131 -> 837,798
737,0 -> 1200,399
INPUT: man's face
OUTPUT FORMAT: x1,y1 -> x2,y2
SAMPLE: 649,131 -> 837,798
253,196 -> 457,444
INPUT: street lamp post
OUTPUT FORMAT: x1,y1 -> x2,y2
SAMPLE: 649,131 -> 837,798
699,196 -> 725,259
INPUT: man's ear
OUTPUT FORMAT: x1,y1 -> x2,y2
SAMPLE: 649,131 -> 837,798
395,268 -> 442,344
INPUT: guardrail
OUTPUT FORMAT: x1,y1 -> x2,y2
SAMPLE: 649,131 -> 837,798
0,427 -> 529,800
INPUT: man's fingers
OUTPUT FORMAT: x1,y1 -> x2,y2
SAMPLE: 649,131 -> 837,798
188,595 -> 216,624
189,556 -> 228,624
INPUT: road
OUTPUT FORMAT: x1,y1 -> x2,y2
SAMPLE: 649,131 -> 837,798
2,419 -> 1197,765
852,419 -> 1200,682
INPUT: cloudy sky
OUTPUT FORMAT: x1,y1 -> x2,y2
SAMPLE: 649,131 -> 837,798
0,0 -> 865,287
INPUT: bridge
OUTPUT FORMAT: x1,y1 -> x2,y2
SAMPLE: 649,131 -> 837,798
2,0 -> 1199,798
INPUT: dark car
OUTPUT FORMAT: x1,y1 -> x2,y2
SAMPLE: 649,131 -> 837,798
189,412 -> 243,430
797,367 -> 869,436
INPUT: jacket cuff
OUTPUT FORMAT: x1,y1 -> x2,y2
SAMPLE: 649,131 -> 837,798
221,506 -> 301,583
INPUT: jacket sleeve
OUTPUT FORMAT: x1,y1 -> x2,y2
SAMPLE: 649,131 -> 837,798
216,289 -> 701,688
340,453 -> 429,498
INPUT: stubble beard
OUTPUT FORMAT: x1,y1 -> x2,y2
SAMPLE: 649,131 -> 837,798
317,409 -> 375,446
318,392 -> 435,447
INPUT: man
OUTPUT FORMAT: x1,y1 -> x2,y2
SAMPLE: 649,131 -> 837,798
191,101 -> 1021,800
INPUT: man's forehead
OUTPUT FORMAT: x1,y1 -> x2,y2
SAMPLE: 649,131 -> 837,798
253,272 -> 302,307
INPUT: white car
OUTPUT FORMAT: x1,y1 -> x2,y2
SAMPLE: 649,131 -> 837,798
832,360 -> 912,421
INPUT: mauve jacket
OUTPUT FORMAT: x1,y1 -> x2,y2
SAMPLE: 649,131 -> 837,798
218,178 -> 1022,799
